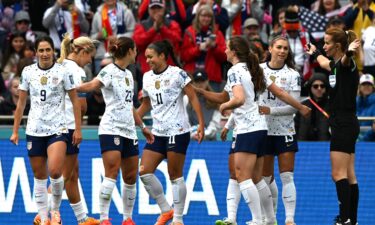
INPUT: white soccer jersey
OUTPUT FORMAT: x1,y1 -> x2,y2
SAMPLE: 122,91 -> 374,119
19,63 -> 75,136
362,26 -> 375,67
143,66 -> 191,136
224,62 -> 271,134
62,59 -> 86,130
96,63 -> 137,140
259,62 -> 301,135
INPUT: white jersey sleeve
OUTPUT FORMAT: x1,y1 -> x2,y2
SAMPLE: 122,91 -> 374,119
19,69 -> 29,91
96,64 -> 137,139
259,62 -> 301,136
142,66 -> 191,136
62,59 -> 86,130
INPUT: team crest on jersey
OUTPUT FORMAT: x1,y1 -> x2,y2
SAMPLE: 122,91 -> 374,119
125,77 -> 130,86
27,141 -> 32,150
155,80 -> 161,89
270,75 -> 276,82
40,76 -> 48,85
164,79 -> 170,86
52,76 -> 59,85
99,71 -> 107,77
114,136 -> 120,146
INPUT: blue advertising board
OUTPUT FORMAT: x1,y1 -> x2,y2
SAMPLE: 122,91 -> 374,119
0,140 -> 374,225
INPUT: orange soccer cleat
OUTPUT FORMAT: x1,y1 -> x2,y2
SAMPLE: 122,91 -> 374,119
154,209 -> 174,225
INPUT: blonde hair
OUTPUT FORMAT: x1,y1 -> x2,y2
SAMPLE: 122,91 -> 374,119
193,4 -> 216,32
57,33 -> 96,63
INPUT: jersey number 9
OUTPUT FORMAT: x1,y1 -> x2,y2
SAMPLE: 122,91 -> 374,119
40,90 -> 46,101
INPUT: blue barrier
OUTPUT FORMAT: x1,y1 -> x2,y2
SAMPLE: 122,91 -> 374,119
0,140 -> 374,225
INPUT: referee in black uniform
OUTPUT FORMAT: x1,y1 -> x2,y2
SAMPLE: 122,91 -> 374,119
306,28 -> 360,225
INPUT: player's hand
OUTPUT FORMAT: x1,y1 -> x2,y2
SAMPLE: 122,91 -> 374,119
258,105 -> 271,115
196,124 -> 205,144
10,132 -> 19,145
72,130 -> 82,146
142,127 -> 154,144
299,105 -> 311,118
305,43 -> 316,55
220,127 -> 228,141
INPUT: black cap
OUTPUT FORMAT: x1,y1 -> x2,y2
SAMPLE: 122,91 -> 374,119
193,70 -> 208,82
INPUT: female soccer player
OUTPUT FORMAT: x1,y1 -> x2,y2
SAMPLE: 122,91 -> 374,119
306,28 -> 361,225
259,35 -> 301,225
77,37 -> 154,225
10,36 -> 82,225
196,36 -> 310,225
137,40 -> 205,225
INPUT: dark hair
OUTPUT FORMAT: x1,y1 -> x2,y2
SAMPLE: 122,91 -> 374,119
229,36 -> 266,94
318,0 -> 341,15
35,36 -> 54,51
268,35 -> 295,69
325,28 -> 357,52
109,36 -> 135,59
1,31 -> 26,69
147,40 -> 181,67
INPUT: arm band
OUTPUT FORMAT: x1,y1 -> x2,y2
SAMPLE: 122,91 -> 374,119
345,50 -> 354,58
312,49 -> 322,59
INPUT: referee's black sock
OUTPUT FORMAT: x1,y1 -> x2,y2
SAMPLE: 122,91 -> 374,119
335,179 -> 350,222
350,183 -> 359,224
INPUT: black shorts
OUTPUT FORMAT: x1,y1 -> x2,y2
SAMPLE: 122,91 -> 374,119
144,132 -> 190,157
99,135 -> 139,158
264,135 -> 298,156
66,129 -> 79,155
26,133 -> 68,157
229,137 -> 236,155
234,130 -> 267,157
329,114 -> 359,154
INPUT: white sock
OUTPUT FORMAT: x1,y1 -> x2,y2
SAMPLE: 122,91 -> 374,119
280,172 -> 296,223
123,183 -> 136,221
226,179 -> 240,222
264,176 -> 278,214
99,177 -> 116,221
239,179 -> 262,223
256,179 -> 276,224
34,178 -> 48,221
47,193 -> 52,211
171,177 -> 186,223
140,174 -> 171,213
50,176 -> 64,211
70,201 -> 87,223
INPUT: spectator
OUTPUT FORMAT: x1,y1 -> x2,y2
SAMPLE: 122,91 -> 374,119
138,0 -> 186,25
13,10 -> 36,43
180,4 -> 226,92
0,77 -> 30,124
186,70 -> 221,140
344,0 -> 375,40
133,0 -> 181,75
1,31 -> 25,85
242,17 -> 267,51
221,0 -> 242,38
91,0 -> 135,74
362,17 -> 375,75
85,89 -> 105,125
316,0 -> 341,15
270,7 -> 287,41
43,0 -> 90,52
357,74 -> 375,141
185,0 -> 229,35
295,73 -> 330,141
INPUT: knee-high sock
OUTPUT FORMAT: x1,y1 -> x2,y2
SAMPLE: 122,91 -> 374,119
171,177 -> 187,223
280,172 -> 296,223
335,179 -> 350,222
34,178 -> 49,221
70,201 -> 88,223
226,179 -> 241,222
239,179 -> 262,223
350,183 -> 359,225
140,173 -> 171,213
256,179 -> 276,224
50,176 -> 64,211
123,183 -> 136,220
99,177 -> 116,221
264,176 -> 278,214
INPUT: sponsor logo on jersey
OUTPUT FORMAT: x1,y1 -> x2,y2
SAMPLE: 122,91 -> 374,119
164,79 -> 170,86
52,76 -> 59,85
40,76 -> 48,85
114,136 -> 120,146
155,80 -> 161,90
27,142 -> 32,150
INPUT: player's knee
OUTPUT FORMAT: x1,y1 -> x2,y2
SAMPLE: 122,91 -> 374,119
280,171 -> 294,185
